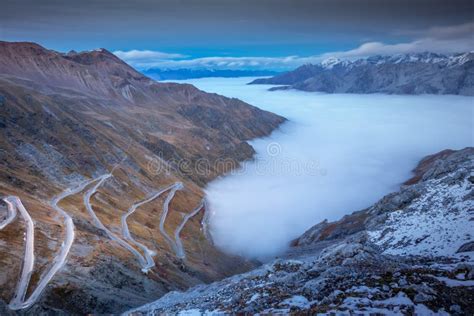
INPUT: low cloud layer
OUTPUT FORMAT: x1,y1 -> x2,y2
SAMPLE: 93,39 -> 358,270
184,77 -> 473,260
113,50 -> 187,63
122,55 -> 313,71
115,22 -> 474,71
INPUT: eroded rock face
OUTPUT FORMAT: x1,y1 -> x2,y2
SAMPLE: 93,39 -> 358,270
0,41 -> 284,314
250,52 -> 474,95
127,148 -> 474,315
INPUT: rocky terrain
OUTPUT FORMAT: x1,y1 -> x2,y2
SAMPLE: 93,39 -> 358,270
0,41 -> 284,314
126,147 -> 474,315
250,52 -> 474,95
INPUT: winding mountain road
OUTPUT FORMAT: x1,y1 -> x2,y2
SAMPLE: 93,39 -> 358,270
158,182 -> 183,256
121,183 -> 177,272
2,197 -> 35,310
174,199 -> 205,259
83,174 -> 160,273
0,172 -> 208,310
5,177 -> 103,310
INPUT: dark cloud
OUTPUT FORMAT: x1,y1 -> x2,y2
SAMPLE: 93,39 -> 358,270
1,0 -> 472,55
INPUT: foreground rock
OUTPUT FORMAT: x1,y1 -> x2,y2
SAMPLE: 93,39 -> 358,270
250,52 -> 474,95
127,147 -> 474,315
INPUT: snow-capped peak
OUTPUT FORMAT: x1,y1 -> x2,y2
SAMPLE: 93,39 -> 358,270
317,52 -> 472,69
321,57 -> 343,69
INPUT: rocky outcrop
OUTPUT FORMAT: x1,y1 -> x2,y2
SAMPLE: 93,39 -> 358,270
127,148 -> 474,315
0,41 -> 284,314
250,52 -> 474,95
127,242 -> 474,315
297,147 -> 473,257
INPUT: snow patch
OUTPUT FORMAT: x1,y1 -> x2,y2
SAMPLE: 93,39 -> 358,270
368,174 -> 473,257
435,276 -> 474,287
279,295 -> 310,309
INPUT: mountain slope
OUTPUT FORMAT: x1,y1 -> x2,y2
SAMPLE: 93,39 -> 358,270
250,52 -> 474,95
0,41 -> 284,314
126,147 -> 474,315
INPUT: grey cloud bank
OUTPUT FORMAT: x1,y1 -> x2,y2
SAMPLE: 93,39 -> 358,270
178,77 -> 474,259
2,0 -> 472,56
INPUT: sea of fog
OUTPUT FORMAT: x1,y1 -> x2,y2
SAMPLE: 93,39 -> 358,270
174,77 -> 474,260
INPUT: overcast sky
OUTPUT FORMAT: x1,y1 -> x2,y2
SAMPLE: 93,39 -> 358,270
1,0 -> 473,70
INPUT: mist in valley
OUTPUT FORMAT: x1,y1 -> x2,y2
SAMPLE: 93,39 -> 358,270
177,77 -> 474,260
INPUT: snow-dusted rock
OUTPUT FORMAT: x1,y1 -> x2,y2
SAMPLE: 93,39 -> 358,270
251,52 -> 474,95
125,148 -> 474,315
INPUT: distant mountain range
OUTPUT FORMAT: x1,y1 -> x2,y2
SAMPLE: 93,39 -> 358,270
250,52 -> 474,95
143,68 -> 280,80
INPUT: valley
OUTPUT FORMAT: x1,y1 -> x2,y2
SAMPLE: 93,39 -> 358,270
0,41 -> 472,315
1,1 -> 473,314
181,77 -> 473,259
126,147 -> 474,315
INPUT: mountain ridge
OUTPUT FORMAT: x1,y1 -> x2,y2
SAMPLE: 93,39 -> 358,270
250,52 -> 474,95
0,41 -> 284,314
